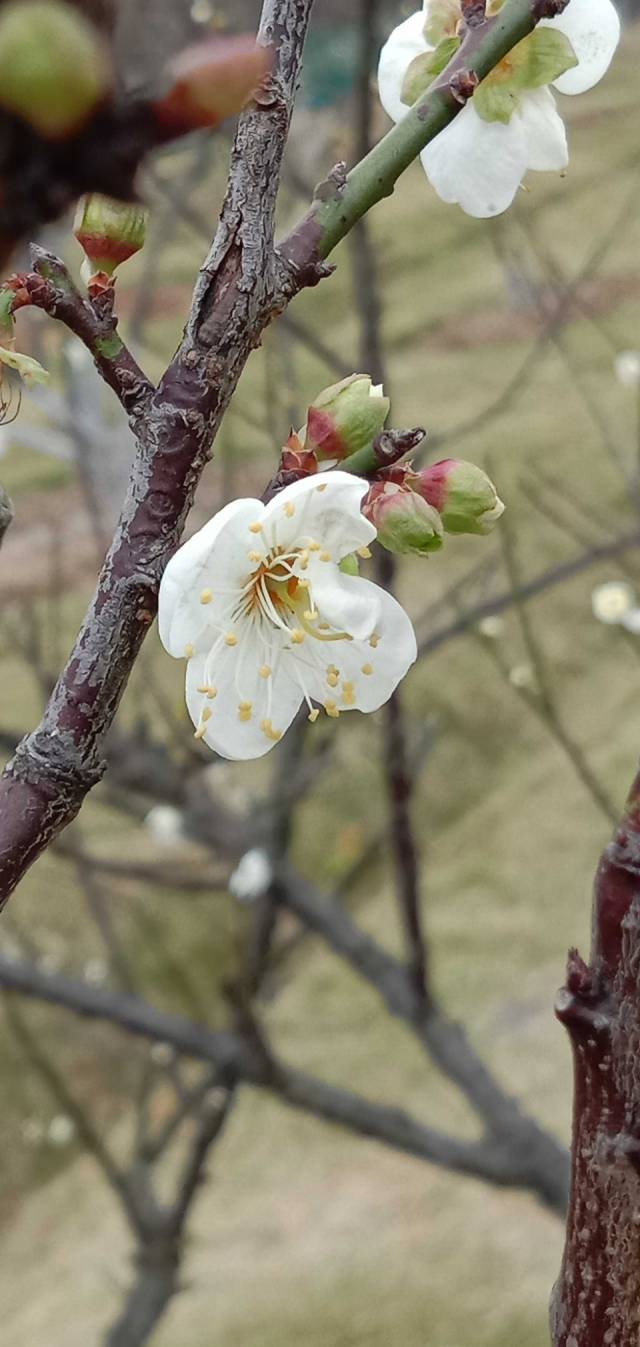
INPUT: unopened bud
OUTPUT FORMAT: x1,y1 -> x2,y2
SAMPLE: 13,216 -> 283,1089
363,481 -> 443,556
303,375 -> 390,463
155,35 -> 270,133
416,459 -> 504,535
74,194 -> 148,280
0,1 -> 111,140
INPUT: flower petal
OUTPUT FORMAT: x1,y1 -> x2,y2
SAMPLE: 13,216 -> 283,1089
262,472 -> 376,561
378,10 -> 430,124
543,0 -> 620,94
421,99 -> 528,217
186,636 -> 302,761
306,560 -> 381,642
158,498 -> 261,658
517,87 -> 568,171
303,579 -> 417,714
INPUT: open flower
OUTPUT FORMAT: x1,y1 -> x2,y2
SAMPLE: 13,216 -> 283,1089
158,472 -> 417,760
378,0 -> 620,217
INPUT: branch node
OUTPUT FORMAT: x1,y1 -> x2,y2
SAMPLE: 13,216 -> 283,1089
449,69 -> 480,104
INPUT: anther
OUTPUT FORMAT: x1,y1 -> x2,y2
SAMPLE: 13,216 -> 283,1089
316,483 -> 327,492
249,522 -> 263,534
200,588 -> 213,605
261,718 -> 282,742
202,707 -> 213,723
259,665 -> 272,679
184,643 -> 194,658
357,546 -> 372,560
325,700 -> 340,719
342,681 -> 356,706
361,663 -> 373,676
308,708 -> 320,723
369,633 -> 380,648
284,502 -> 295,517
291,629 -> 305,644
319,550 -> 331,562
225,632 -> 238,646
248,550 -> 262,563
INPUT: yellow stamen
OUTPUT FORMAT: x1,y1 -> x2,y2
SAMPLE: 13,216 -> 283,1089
325,700 -> 340,719
326,665 -> 339,688
248,549 -> 262,563
249,522 -> 263,534
261,717 -> 282,742
316,483 -> 327,492
284,502 -> 295,517
194,724 -> 207,740
303,610 -> 317,623
308,708 -> 320,723
225,632 -> 238,646
184,643 -> 194,659
342,681 -> 356,707
202,707 -> 213,723
319,550 -> 331,562
361,663 -> 373,676
238,701 -> 253,722
369,633 -> 380,649
308,542 -> 321,552
290,628 -> 305,644
357,545 -> 372,560
200,588 -> 213,605
207,686 -> 218,699
259,665 -> 272,679
318,623 -> 330,632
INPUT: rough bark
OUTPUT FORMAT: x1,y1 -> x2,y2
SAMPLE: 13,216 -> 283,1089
551,770 -> 640,1345
0,0 -> 315,905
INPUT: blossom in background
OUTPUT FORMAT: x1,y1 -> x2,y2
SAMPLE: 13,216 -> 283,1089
591,580 -> 636,625
615,351 -> 640,388
377,0 -> 620,217
158,472 -> 417,760
229,848 -> 273,903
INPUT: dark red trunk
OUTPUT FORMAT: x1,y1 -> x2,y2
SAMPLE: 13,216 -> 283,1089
552,770 -> 640,1345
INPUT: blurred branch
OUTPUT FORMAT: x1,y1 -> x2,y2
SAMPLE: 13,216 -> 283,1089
0,954 -> 566,1204
0,484 -> 13,548
273,865 -> 568,1209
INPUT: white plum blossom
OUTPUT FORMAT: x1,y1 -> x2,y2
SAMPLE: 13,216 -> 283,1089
378,0 -> 620,217
591,580 -> 636,625
229,847 -> 273,903
158,472 -> 417,760
615,351 -> 640,389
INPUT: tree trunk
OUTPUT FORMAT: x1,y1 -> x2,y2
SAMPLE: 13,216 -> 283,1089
551,770 -> 640,1345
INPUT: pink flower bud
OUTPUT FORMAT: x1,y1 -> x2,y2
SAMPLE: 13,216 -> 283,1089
74,194 -> 148,279
302,375 -> 390,463
416,459 -> 504,535
155,35 -> 271,134
363,481 -> 443,556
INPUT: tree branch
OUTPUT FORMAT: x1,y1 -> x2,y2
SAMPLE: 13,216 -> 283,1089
0,953 -> 563,1200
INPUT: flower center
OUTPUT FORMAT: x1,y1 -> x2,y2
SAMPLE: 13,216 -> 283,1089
239,546 -> 350,645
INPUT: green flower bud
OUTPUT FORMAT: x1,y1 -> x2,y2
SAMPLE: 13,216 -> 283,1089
363,482 -> 444,556
302,375 -> 390,463
0,2 -> 111,140
74,194 -> 149,279
417,460 -> 504,535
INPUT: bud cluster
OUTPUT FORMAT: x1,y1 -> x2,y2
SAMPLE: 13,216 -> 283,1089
276,376 -> 505,559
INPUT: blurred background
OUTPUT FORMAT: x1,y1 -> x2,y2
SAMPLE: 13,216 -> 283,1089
0,1 -> 639,1344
